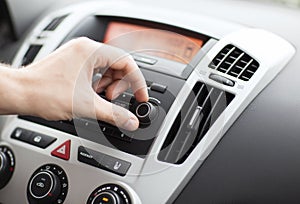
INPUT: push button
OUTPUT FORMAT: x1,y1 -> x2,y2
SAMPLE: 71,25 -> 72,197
209,74 -> 235,87
29,171 -> 54,199
100,126 -> 114,136
78,146 -> 103,168
133,55 -> 157,65
11,128 -> 32,142
110,130 -> 133,142
11,128 -> 56,149
101,155 -> 131,176
150,83 -> 167,93
29,133 -> 57,149
78,146 -> 131,176
51,140 -> 71,161
146,80 -> 153,87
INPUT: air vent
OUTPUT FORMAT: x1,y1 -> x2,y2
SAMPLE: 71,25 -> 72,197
158,82 -> 234,164
21,45 -> 42,66
43,15 -> 67,31
209,45 -> 260,81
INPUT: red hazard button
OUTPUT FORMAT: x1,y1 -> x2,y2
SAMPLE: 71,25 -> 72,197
51,140 -> 71,161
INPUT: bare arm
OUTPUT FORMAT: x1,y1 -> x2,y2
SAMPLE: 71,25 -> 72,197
0,37 -> 148,131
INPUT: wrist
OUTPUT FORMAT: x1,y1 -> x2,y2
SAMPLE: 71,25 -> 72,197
0,67 -> 29,115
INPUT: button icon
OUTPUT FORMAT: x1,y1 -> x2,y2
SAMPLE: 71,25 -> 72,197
36,182 -> 45,188
15,129 -> 23,138
114,162 -> 122,170
33,136 -> 42,143
51,140 -> 71,161
57,145 -> 66,155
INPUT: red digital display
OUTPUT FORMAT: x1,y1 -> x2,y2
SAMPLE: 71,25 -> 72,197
103,22 -> 204,64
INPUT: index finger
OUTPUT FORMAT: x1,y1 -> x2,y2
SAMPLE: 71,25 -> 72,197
92,43 -> 149,102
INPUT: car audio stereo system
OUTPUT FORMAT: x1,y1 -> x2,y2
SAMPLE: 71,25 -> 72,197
0,1 -> 295,204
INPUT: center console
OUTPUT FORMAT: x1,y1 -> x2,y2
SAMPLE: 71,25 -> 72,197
0,1 -> 295,204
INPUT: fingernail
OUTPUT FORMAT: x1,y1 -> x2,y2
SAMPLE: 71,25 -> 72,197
124,118 -> 138,131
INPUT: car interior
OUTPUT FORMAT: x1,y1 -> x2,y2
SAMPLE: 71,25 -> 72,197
1,0 -> 300,203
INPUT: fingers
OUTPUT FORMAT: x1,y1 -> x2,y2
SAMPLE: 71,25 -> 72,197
95,75 -> 113,93
105,80 -> 130,100
92,43 -> 149,102
93,93 -> 139,131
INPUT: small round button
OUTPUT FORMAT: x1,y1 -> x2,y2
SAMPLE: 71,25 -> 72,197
135,102 -> 158,124
29,171 -> 54,199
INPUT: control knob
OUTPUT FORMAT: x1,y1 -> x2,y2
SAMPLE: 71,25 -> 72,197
87,184 -> 131,204
135,102 -> 158,125
27,164 -> 68,204
0,146 -> 15,189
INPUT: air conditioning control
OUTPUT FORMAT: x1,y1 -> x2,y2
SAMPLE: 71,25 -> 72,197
27,164 -> 68,204
87,184 -> 131,204
0,146 -> 15,189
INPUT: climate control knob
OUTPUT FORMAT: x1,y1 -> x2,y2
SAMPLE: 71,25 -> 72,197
0,146 -> 15,189
87,184 -> 131,204
27,164 -> 68,204
135,102 -> 158,124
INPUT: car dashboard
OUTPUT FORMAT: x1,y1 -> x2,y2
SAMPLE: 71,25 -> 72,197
0,0 -> 297,203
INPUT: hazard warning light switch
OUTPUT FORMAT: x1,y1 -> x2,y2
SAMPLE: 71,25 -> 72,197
51,140 -> 71,161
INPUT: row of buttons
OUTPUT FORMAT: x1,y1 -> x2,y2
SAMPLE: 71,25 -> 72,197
11,128 -> 131,176
11,128 -> 57,149
74,118 -> 133,143
100,125 -> 133,143
78,146 -> 131,176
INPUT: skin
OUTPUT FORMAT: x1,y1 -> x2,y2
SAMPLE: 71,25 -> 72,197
0,37 -> 149,131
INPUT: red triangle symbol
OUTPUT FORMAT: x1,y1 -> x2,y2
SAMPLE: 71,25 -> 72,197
51,140 -> 71,161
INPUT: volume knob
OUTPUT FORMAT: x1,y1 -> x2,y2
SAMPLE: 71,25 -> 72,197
135,102 -> 158,125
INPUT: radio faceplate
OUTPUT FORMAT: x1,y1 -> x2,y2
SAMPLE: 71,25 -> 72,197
19,68 -> 185,157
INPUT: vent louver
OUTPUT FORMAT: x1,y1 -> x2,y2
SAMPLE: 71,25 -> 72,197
209,45 -> 260,81
21,45 -> 42,66
158,82 -> 234,164
43,15 -> 67,31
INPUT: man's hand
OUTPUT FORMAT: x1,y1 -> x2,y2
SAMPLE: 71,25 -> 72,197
7,37 -> 148,131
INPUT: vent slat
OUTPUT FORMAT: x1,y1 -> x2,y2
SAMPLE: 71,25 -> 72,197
197,91 -> 225,140
158,82 -> 235,164
209,44 -> 260,81
21,45 -> 42,66
163,84 -> 206,162
44,15 -> 67,31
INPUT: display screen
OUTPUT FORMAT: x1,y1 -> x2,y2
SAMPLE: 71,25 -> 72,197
103,22 -> 204,64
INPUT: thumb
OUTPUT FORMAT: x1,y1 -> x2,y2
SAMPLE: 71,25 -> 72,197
93,93 -> 139,131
